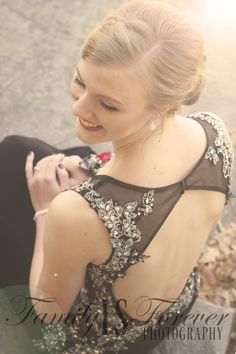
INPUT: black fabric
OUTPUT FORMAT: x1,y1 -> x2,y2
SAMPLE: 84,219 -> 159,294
0,135 -> 95,289
82,114 -> 233,266
106,289 -> 199,354
0,113 -> 233,289
62,112 -> 233,353
0,112 -> 234,354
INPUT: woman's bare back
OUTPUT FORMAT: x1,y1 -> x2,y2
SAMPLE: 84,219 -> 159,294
85,114 -> 227,321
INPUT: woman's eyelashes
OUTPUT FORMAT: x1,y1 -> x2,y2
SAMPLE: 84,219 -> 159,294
100,101 -> 118,112
73,77 -> 85,88
73,77 -> 118,112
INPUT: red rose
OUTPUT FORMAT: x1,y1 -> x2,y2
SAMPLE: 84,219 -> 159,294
96,152 -> 112,162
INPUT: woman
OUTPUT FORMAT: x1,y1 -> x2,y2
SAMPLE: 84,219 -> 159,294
1,0 -> 234,353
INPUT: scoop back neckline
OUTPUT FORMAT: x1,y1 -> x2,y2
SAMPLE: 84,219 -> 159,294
94,113 -> 209,192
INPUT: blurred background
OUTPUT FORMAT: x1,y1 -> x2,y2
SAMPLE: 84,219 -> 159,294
1,0 -> 235,216
1,0 -> 236,149
1,1 -> 236,353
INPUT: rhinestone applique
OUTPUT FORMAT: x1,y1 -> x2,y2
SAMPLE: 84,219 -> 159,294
71,177 -> 154,278
32,178 -> 200,354
32,322 -> 66,354
32,269 -> 200,354
32,111 -> 234,353
188,112 -> 234,202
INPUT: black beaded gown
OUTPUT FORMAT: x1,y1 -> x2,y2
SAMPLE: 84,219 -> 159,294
0,112 -> 235,354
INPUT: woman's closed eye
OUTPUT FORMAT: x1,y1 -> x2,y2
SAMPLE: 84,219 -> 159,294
100,101 -> 118,112
73,77 -> 118,112
73,77 -> 85,88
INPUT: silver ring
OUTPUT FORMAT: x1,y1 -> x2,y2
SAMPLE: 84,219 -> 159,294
78,160 -> 89,170
33,166 -> 40,172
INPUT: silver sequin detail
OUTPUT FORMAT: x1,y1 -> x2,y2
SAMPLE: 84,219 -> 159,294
188,112 -> 234,198
32,178 -> 200,354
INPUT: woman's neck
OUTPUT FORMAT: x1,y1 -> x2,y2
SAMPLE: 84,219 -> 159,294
97,114 -> 183,182
111,113 -> 177,161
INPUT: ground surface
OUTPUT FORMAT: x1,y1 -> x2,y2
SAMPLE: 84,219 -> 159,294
1,1 -> 236,353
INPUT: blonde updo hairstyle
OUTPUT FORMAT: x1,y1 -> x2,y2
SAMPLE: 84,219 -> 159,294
80,0 -> 206,118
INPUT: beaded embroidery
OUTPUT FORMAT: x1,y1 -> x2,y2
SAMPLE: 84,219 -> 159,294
187,112 -> 235,203
32,177 -> 201,354
71,178 -> 154,278
32,111 -> 233,353
79,112 -> 235,202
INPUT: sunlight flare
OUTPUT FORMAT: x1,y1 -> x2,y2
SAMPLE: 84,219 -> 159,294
206,0 -> 236,25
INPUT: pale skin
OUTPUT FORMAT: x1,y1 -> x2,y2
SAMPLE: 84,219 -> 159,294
25,59 -> 226,323
25,59 -> 162,320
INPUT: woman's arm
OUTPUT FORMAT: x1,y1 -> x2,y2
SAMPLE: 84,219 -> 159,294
29,215 -> 46,292
29,192 -> 97,323
25,149 -> 113,322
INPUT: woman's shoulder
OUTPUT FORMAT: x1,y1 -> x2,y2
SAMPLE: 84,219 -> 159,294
176,111 -> 233,177
186,111 -> 232,141
49,189 -> 113,265
185,111 -> 234,182
49,189 -> 90,221
49,188 -> 107,237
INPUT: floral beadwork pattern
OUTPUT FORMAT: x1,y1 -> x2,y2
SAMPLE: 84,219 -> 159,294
32,268 -> 200,354
60,267 -> 200,354
31,111 -> 234,353
188,112 -> 235,202
32,178 -> 201,354
65,179 -> 199,353
78,112 -> 235,204
32,323 -> 66,354
71,177 -> 154,278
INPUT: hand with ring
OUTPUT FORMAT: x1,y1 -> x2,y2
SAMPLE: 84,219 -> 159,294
59,155 -> 92,187
25,152 -> 70,212
25,152 -> 92,212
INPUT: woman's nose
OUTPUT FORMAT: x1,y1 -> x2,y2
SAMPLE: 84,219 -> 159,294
72,100 -> 81,116
72,98 -> 93,119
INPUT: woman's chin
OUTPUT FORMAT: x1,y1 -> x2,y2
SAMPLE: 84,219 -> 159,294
75,128 -> 107,145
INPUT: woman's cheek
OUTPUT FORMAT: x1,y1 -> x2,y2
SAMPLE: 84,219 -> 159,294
72,101 -> 79,116
71,82 -> 82,98
112,123 -> 129,137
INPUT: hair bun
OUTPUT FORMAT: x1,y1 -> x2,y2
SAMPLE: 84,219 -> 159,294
183,74 -> 206,106
81,0 -> 207,115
